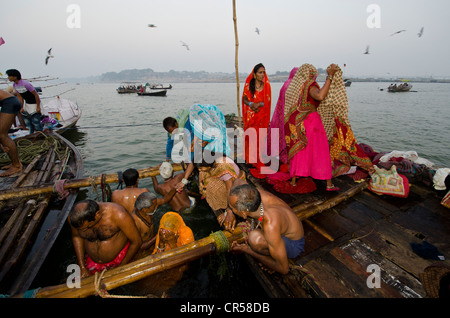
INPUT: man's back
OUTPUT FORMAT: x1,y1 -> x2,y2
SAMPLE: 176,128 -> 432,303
156,174 -> 191,212
112,188 -> 150,214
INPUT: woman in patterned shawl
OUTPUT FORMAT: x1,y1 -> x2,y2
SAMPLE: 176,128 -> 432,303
195,151 -> 246,232
317,66 -> 373,177
242,63 -> 272,177
283,63 -> 339,191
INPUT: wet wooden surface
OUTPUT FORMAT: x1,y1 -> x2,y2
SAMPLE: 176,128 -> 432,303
244,171 -> 450,298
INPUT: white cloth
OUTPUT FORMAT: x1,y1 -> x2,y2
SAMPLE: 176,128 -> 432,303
159,162 -> 173,179
433,168 -> 450,190
379,150 -> 435,168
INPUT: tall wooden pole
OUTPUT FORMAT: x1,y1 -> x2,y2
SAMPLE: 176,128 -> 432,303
232,0 -> 242,128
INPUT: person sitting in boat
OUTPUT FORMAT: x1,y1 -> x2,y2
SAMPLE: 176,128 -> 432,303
193,150 -> 246,232
229,180 -> 305,275
151,162 -> 195,212
6,69 -> 43,134
152,212 -> 194,254
0,89 -> 23,177
131,192 -> 159,257
111,168 -> 151,214
68,200 -> 143,278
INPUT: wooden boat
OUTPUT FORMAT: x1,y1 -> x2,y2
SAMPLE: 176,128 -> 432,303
388,83 -> 412,92
137,89 -> 167,97
116,87 -> 139,94
12,119 -> 449,298
0,131 -> 83,296
344,79 -> 352,87
9,96 -> 82,139
116,82 -> 142,94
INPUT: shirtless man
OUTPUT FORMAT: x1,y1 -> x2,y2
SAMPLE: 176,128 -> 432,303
112,168 -> 150,213
151,162 -> 193,212
131,192 -> 158,253
68,200 -> 143,278
0,89 -> 23,176
228,181 -> 305,275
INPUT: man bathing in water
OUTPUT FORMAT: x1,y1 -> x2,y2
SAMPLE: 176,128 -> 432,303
111,168 -> 150,214
228,180 -> 305,274
151,162 -> 194,212
68,200 -> 143,278
0,89 -> 23,177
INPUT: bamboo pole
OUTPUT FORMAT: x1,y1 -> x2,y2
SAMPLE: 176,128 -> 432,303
21,180 -> 367,298
30,229 -> 245,298
232,0 -> 242,128
0,163 -> 183,202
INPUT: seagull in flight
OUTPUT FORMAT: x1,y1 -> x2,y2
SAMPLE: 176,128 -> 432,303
363,45 -> 370,54
390,30 -> 406,36
45,48 -> 54,65
180,41 -> 189,51
417,27 -> 424,38
255,27 -> 260,35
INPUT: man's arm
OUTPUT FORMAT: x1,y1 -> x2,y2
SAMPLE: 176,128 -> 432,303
68,221 -> 90,278
151,176 -> 162,194
157,188 -> 177,206
114,209 -> 143,265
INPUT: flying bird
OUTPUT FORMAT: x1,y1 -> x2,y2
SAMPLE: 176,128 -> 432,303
180,41 -> 189,51
417,27 -> 424,38
390,30 -> 406,36
363,45 -> 370,54
45,48 -> 54,65
255,27 -> 260,35
147,24 -> 157,28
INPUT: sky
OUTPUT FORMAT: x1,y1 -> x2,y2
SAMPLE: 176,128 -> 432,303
1,0 -> 449,79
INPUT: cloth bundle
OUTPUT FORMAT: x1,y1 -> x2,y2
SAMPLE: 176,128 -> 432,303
368,165 -> 409,198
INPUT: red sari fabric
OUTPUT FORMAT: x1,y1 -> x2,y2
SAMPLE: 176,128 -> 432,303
242,72 -> 271,166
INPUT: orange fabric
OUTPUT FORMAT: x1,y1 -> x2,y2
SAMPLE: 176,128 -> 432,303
152,212 -> 194,254
242,70 -> 271,166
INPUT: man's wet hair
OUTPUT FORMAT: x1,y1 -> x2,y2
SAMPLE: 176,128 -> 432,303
123,168 -> 139,186
230,183 -> 261,212
134,191 -> 157,212
163,117 -> 177,131
69,199 -> 99,228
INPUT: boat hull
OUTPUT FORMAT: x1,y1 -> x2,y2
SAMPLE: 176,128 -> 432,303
0,132 -> 83,295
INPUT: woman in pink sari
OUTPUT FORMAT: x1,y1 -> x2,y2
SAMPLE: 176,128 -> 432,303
282,63 -> 339,191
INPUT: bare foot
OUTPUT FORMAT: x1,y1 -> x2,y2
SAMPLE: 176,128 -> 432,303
0,164 -> 23,177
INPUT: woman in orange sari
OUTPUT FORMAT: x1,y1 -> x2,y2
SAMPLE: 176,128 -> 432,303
242,63 -> 271,177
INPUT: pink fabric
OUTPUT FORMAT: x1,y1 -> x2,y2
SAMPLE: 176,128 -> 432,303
289,112 -> 332,180
266,67 -> 298,164
219,157 -> 240,181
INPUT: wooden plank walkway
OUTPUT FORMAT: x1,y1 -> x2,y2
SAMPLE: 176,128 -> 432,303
244,169 -> 450,298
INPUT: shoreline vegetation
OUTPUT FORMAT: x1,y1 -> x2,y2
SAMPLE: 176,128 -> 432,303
62,68 -> 450,84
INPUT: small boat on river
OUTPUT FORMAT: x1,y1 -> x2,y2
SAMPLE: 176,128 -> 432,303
388,83 -> 412,92
137,88 -> 167,97
9,96 -> 82,139
0,132 -> 83,296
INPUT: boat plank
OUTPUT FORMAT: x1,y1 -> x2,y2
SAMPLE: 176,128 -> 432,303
354,219 -> 442,277
340,239 -> 425,297
300,259 -> 356,297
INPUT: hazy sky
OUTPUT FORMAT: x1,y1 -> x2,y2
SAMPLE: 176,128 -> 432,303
1,0 -> 449,79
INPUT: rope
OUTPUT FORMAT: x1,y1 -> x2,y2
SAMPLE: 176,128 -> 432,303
101,174 -> 112,202
0,132 -> 66,165
89,176 -> 99,200
209,230 -> 231,253
116,171 -> 124,189
93,269 -> 161,298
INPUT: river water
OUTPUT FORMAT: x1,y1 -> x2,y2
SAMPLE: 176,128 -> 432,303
30,80 -> 450,297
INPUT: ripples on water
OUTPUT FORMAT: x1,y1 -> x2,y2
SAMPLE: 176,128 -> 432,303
33,81 -> 450,296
